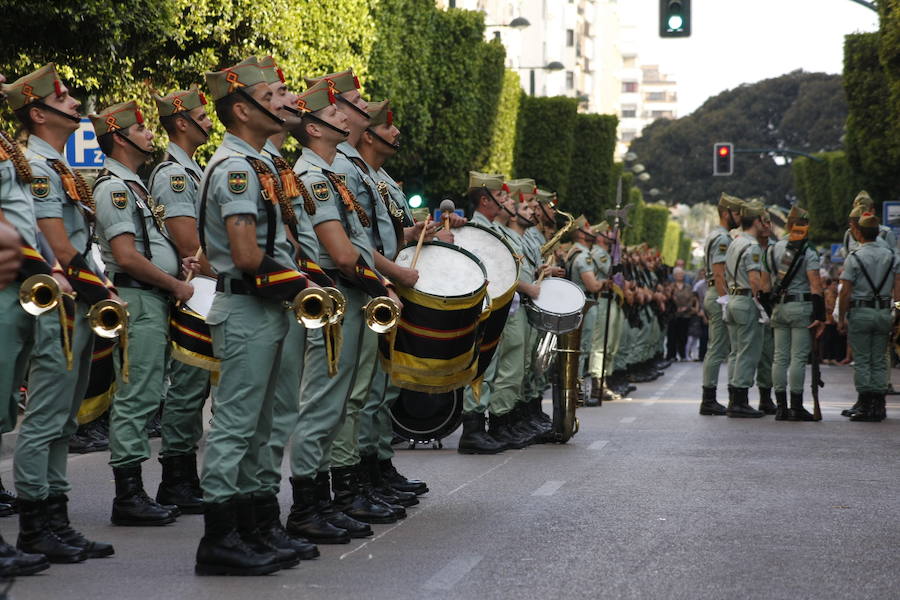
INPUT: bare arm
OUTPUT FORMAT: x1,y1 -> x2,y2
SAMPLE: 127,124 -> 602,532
838,280 -> 852,329
748,270 -> 762,295
580,270 -> 604,294
109,233 -> 193,301
373,251 -> 418,288
313,220 -> 361,279
225,214 -> 264,273
165,216 -> 214,277
712,263 -> 727,296
808,269 -> 823,296
35,218 -> 78,267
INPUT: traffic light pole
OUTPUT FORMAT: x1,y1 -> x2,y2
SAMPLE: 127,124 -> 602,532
733,148 -> 825,163
847,0 -> 877,12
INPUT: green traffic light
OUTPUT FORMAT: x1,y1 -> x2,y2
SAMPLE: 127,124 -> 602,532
667,14 -> 683,30
408,194 -> 424,209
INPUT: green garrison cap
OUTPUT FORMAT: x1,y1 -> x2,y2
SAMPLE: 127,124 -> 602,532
153,86 -> 207,117
367,100 -> 392,127
858,211 -> 879,228
89,100 -> 145,136
849,204 -> 865,219
2,63 -> 64,110
740,198 -> 767,218
258,56 -> 285,85
294,80 -> 336,114
787,205 -> 809,221
718,192 -> 744,210
205,60 -> 268,102
853,190 -> 874,209
304,69 -> 360,94
506,178 -> 537,199
535,188 -> 555,205
592,220 -> 610,234
468,171 -> 504,191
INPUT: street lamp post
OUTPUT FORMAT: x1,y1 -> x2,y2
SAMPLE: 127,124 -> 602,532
486,16 -> 531,29
516,61 -> 565,96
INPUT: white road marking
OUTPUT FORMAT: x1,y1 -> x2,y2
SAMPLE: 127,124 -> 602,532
531,480 -> 565,496
446,455 -> 515,496
424,555 -> 484,590
644,401 -> 656,406
588,440 -> 609,450
620,417 -> 636,423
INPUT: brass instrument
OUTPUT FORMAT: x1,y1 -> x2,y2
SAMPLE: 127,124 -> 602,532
364,296 -> 400,333
322,287 -> 346,325
88,298 -> 130,383
18,273 -> 61,315
321,287 -> 346,377
290,287 -> 334,329
539,209 -> 583,260
534,331 -> 558,375
550,328 -> 581,443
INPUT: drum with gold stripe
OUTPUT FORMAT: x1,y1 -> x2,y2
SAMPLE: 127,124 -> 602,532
169,275 -> 220,375
382,241 -> 488,393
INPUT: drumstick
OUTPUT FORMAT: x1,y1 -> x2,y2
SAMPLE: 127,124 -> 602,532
536,260 -> 550,284
410,215 -> 431,269
176,248 -> 203,307
440,199 -> 455,232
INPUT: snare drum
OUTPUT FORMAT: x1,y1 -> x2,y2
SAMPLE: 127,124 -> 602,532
169,275 -> 220,373
383,241 -> 488,393
450,223 -> 519,377
524,277 -> 586,334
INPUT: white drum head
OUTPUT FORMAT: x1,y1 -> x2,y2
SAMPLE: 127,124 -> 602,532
451,225 -> 518,299
533,278 -> 585,314
395,243 -> 485,297
186,275 -> 217,318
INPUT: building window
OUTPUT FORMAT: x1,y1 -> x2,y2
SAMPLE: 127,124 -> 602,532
493,31 -> 501,40
566,71 -> 574,90
651,110 -> 674,119
646,91 -> 666,102
566,29 -> 574,47
621,130 -> 637,142
622,81 -> 638,93
621,105 -> 637,118
623,55 -> 636,68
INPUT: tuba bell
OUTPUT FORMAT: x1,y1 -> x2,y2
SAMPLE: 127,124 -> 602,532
322,286 -> 346,325
18,273 -> 61,315
290,287 -> 334,329
364,296 -> 400,333
87,299 -> 128,339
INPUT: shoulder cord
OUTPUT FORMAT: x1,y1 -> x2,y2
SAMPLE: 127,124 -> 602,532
0,130 -> 33,184
322,170 -> 370,227
47,159 -> 94,255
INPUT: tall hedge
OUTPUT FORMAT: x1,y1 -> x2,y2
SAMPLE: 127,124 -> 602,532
642,204 -> 670,250
513,96 -> 579,199
878,0 -> 900,169
624,187 -> 646,245
480,70 -> 522,176
566,114 -> 619,222
661,220 -> 681,266
678,232 -> 693,266
792,151 -> 857,243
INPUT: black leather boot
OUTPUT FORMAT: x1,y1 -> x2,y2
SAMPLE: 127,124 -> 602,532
528,396 -> 553,433
488,412 -> 529,449
355,462 -> 406,519
331,466 -> 397,524
699,386 -> 727,416
146,406 -> 163,438
758,387 -> 776,415
774,390 -> 789,421
195,499 -> 281,576
285,476 -> 351,544
457,412 -> 505,454
507,405 -> 539,445
313,471 -> 372,538
234,495 -> 298,570
111,465 -> 176,526
379,459 -> 429,496
253,493 -> 319,560
726,387 -> 764,418
362,453 -> 418,507
16,498 -> 86,563
587,378 -> 602,407
788,392 -> 815,421
45,494 -> 114,558
156,454 -> 204,514
850,392 -> 880,422
0,478 -> 17,514
875,392 -> 887,421
0,532 -> 49,577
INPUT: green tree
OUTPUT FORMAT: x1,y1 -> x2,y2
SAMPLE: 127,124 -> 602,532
513,96 -> 579,199
566,113 -> 618,222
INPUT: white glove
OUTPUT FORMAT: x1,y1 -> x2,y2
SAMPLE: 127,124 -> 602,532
716,295 -> 729,307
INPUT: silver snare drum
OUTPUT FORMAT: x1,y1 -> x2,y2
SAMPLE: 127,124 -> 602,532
524,277 -> 585,334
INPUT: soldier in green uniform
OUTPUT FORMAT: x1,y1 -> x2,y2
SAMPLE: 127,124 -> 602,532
841,191 -> 897,257
722,199 -> 767,418
6,63 -> 114,562
588,221 -> 623,404
91,100 -> 197,524
699,193 -> 744,415
753,208 -> 776,414
769,206 -> 825,421
147,85 -> 212,514
195,60 -> 312,575
838,210 -> 900,422
567,220 -> 605,403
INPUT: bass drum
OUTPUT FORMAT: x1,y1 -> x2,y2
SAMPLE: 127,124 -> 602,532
390,387 -> 463,446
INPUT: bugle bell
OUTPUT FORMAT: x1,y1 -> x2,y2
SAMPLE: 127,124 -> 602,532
87,299 -> 128,339
290,287 -> 334,329
18,273 -> 61,315
322,286 -> 346,324
364,296 -> 400,334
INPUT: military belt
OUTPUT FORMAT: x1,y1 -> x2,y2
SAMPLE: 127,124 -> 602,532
850,298 -> 892,309
729,288 -> 752,296
599,290 -> 614,300
215,277 -> 253,295
775,293 -> 813,304
112,273 -> 166,295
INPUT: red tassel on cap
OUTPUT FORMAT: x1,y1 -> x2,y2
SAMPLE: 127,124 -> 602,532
327,89 -> 336,104
387,111 -> 393,126
198,92 -> 207,105
277,68 -> 285,83
519,192 -> 525,203
53,80 -> 62,97
353,76 -> 360,89
135,109 -> 144,124
502,183 -> 510,193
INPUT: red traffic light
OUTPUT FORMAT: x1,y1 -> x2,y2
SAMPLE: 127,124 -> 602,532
713,142 -> 734,176
718,146 -> 730,157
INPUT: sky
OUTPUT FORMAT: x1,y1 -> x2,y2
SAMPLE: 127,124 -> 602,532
618,0 -> 880,116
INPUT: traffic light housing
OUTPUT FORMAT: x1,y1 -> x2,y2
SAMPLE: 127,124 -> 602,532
660,0 -> 691,37
713,142 -> 734,176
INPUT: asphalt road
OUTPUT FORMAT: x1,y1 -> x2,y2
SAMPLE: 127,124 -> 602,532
4,360 -> 899,600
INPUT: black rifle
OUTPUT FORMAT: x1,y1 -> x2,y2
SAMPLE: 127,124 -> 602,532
810,329 -> 824,421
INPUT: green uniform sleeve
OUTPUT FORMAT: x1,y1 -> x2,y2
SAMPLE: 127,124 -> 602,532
94,179 -> 137,241
840,253 -> 856,282
805,246 -> 820,272
152,163 -> 196,220
710,232 -> 730,265
299,171 -> 340,227
743,243 -> 762,273
595,250 -> 611,278
28,160 -> 66,220
573,251 -> 594,276
209,159 -> 260,219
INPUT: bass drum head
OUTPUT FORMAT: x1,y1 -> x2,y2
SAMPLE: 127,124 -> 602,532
391,387 -> 463,442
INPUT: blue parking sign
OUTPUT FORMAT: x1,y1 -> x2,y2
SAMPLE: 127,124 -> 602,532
64,118 -> 105,168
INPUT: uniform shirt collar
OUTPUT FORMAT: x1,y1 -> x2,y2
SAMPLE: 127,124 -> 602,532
221,132 -> 269,162
103,157 -> 144,186
166,142 -> 202,177
739,231 -> 756,241
300,146 -> 336,170
337,140 -> 362,160
263,139 -> 283,159
26,134 -> 65,162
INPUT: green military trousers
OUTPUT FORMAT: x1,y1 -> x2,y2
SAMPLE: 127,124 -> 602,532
329,317 -> 378,469
160,359 -> 209,458
463,314 -> 503,415
0,287 -> 34,439
201,293 -> 289,503
15,299 -> 93,501
847,306 -> 892,394
702,292 -> 731,388
725,296 -> 763,389
770,301 -> 811,394
360,361 -> 400,459
589,298 -> 622,379
756,323 -> 774,389
109,288 -> 170,469
489,308 -> 527,416
289,284 -> 366,479
258,320 -> 306,496
523,321 -> 547,402
614,315 -> 632,372
578,303 -> 597,376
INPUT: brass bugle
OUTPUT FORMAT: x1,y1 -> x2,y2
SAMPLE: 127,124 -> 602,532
290,287 -> 334,329
18,273 -> 61,315
322,286 -> 346,325
364,296 -> 400,333
87,299 -> 128,339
